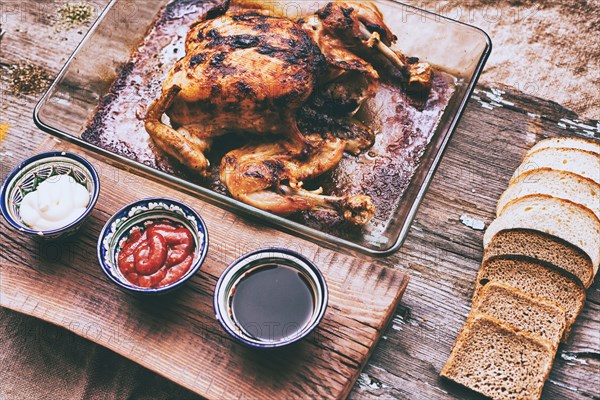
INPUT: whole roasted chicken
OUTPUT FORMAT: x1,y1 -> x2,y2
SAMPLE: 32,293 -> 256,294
145,0 -> 432,224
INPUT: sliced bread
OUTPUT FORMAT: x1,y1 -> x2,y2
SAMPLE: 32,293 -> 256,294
484,195 -> 600,276
527,137 -> 600,156
484,229 -> 594,288
498,168 -> 600,220
512,148 -> 600,185
472,281 -> 565,346
475,256 -> 586,340
441,313 -> 555,400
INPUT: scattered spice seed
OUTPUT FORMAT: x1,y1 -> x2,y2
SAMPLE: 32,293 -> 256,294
6,63 -> 52,95
57,2 -> 93,29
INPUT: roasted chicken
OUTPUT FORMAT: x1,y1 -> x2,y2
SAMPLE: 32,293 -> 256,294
220,134 -> 375,225
145,0 -> 433,225
145,1 -> 326,174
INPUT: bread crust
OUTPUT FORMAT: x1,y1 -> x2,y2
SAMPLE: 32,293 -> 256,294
513,147 -> 600,185
484,194 -> 600,273
498,168 -> 600,220
441,313 -> 555,400
476,255 -> 586,341
484,228 -> 594,288
526,137 -> 600,156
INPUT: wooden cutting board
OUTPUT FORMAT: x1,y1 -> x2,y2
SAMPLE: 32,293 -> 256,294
0,138 -> 409,400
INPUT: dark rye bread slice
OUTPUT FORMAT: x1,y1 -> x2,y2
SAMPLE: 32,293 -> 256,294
476,256 -> 586,340
441,314 -> 555,400
484,229 -> 594,288
473,281 -> 565,347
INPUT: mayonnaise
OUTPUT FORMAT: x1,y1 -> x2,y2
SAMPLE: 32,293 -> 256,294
19,174 -> 90,231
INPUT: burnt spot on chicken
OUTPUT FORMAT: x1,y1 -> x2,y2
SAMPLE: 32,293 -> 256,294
230,12 -> 269,23
254,43 -> 281,56
206,33 -> 262,49
206,28 -> 220,39
229,34 -> 261,49
317,3 -> 334,19
262,159 -> 286,184
209,52 -> 227,67
224,155 -> 237,167
234,81 -> 254,97
362,21 -> 394,42
256,42 -> 315,68
341,7 -> 355,27
210,84 -> 222,96
244,169 -> 265,179
189,53 -> 207,68
204,0 -> 230,21
298,103 -> 374,155
253,23 -> 270,32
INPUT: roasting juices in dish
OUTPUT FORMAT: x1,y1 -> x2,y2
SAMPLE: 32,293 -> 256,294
117,220 -> 196,288
82,0 -> 458,249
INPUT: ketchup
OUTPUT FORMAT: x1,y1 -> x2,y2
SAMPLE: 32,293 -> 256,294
117,220 -> 195,288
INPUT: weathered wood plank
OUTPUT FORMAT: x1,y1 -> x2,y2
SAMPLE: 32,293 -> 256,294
0,1 -> 598,399
1,137 -> 409,400
351,86 -> 600,400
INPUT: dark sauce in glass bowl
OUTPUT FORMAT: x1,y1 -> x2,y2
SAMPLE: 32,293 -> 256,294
230,264 -> 315,343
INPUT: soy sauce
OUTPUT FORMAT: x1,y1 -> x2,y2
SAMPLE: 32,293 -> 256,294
231,264 -> 315,343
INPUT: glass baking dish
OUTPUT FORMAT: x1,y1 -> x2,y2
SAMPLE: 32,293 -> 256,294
34,0 -> 491,256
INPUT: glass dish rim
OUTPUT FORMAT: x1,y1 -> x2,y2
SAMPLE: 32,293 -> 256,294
33,0 -> 492,257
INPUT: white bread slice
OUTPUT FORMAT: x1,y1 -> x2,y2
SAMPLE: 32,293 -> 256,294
527,137 -> 600,156
512,148 -> 600,185
498,168 -> 600,220
484,195 -> 600,275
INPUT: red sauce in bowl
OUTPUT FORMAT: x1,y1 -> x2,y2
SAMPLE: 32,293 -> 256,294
117,220 -> 195,288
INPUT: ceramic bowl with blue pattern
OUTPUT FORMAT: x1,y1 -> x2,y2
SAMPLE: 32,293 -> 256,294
0,151 -> 100,240
97,198 -> 209,295
214,248 -> 328,348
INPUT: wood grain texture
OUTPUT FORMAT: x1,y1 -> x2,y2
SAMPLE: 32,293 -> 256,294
0,1 -> 599,399
350,86 -> 600,400
1,138 -> 409,400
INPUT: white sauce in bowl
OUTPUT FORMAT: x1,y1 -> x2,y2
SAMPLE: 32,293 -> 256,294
19,175 -> 91,231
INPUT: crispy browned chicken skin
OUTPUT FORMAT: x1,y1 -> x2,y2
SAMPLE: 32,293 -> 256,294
220,134 -> 375,225
145,4 -> 326,174
145,1 -> 433,225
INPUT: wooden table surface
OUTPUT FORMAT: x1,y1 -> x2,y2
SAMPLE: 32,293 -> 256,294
1,1 -> 598,399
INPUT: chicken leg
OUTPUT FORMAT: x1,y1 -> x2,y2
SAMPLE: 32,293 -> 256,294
145,85 -> 212,175
220,135 -> 375,224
